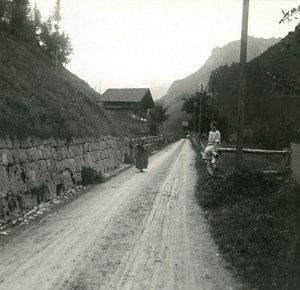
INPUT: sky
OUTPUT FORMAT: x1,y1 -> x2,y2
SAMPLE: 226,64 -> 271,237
30,0 -> 299,98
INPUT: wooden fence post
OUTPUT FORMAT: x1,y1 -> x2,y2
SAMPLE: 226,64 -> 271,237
291,143 -> 300,183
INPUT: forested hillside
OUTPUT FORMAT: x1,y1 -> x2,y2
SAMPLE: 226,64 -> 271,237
209,28 -> 300,148
158,37 -> 279,138
161,37 -> 279,107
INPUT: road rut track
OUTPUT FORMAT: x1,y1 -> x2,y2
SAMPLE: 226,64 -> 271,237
0,140 -> 239,290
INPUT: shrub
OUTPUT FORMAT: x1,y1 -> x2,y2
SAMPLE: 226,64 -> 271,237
31,184 -> 49,204
124,153 -> 134,164
81,167 -> 104,185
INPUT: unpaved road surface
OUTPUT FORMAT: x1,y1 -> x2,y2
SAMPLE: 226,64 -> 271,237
0,140 -> 239,290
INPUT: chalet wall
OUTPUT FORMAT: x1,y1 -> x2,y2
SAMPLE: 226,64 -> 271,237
0,135 -> 130,225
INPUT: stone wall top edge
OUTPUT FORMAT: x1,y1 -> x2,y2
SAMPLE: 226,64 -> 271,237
0,135 -> 129,150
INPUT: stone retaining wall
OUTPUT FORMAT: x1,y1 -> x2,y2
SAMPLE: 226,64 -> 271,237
0,135 -> 130,224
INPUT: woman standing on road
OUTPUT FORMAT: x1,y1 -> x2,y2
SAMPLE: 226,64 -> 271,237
135,132 -> 148,172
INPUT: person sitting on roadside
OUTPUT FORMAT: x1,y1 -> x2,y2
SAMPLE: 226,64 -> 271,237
202,121 -> 221,175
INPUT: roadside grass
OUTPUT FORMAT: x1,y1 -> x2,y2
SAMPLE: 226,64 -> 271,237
194,146 -> 300,290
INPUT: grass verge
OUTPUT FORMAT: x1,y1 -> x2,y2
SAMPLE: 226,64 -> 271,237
194,146 -> 300,290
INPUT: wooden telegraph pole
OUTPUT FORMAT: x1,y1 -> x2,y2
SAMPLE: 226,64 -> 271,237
198,84 -> 203,138
236,0 -> 250,169
211,73 -> 215,120
193,102 -> 197,137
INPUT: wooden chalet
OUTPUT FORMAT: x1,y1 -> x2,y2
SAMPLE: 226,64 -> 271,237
98,88 -> 154,119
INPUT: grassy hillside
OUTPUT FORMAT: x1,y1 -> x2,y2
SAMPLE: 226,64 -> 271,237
0,32 -> 146,139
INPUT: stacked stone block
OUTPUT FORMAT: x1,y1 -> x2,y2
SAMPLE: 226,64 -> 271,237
0,135 -> 129,224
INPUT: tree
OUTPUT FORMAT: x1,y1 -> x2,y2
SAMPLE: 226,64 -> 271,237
181,90 -> 227,139
0,0 -> 72,65
57,32 -> 73,65
280,6 -> 300,51
40,16 -> 56,58
207,31 -> 300,148
280,6 -> 300,23
10,0 -> 34,41
51,0 -> 61,65
182,92 -> 209,132
0,0 -> 9,26
39,1 -> 73,66
52,0 -> 61,34
274,6 -> 300,143
50,0 -> 73,66
147,103 -> 168,135
33,3 -> 41,34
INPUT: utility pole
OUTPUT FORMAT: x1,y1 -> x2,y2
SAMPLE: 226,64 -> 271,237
198,84 -> 204,139
211,73 -> 215,120
236,0 -> 250,169
193,102 -> 197,137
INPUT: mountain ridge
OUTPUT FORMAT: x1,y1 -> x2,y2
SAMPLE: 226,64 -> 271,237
161,36 -> 279,103
159,36 -> 280,137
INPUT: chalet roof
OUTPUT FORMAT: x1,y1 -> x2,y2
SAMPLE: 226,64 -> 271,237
99,88 -> 151,103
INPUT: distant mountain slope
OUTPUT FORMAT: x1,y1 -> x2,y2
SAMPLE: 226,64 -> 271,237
210,31 -> 300,148
159,36 -> 280,137
149,85 -> 169,100
161,36 -> 279,105
0,32 -> 145,139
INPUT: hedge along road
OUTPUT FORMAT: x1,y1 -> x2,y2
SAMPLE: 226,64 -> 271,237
0,139 -> 239,290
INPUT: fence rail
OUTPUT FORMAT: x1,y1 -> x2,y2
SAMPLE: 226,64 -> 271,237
191,137 -> 290,156
191,137 -> 300,182
191,136 -> 292,172
217,148 -> 290,155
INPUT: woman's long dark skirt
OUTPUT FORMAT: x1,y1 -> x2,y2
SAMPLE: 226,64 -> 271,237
135,147 -> 148,170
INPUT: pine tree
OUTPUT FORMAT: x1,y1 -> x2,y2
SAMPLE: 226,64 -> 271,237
52,0 -> 73,66
33,3 -> 41,34
0,0 -> 14,30
40,3 -> 73,67
10,0 -> 30,33
40,16 -> 56,58
10,0 -> 34,41
0,0 -> 9,24
52,0 -> 61,34
57,32 -> 73,65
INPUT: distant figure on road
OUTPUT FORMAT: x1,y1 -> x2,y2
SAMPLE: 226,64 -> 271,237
202,121 -> 221,175
129,139 -> 134,157
135,132 -> 148,172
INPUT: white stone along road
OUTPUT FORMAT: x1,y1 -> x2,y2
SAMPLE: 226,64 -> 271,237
0,140 -> 239,290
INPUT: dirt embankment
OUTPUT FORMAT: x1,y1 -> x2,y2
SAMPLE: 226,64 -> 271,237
0,33 -> 147,139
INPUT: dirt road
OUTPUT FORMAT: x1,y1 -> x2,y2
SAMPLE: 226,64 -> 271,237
0,140 -> 239,290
